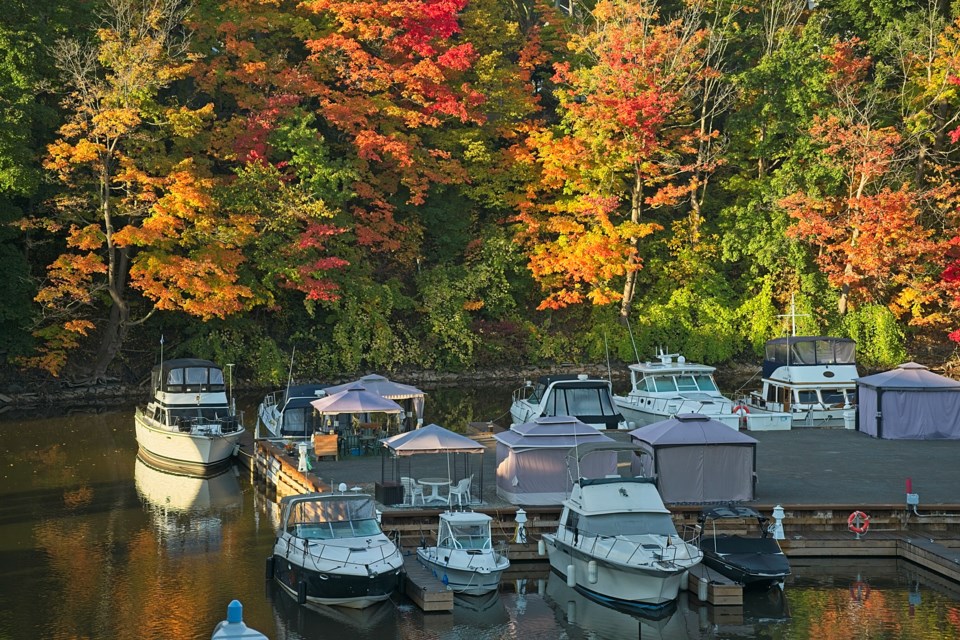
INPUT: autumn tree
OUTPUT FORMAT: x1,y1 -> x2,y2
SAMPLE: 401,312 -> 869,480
780,40 -> 947,321
24,0 -> 257,379
517,0 -> 710,321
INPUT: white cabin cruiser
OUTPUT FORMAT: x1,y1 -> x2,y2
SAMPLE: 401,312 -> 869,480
134,358 -> 244,475
511,374 -> 627,430
540,442 -> 702,609
417,511 -> 510,595
742,336 -> 858,428
613,353 -> 790,431
268,492 -> 404,609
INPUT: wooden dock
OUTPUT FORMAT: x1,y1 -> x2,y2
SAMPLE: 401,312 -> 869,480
401,554 -> 454,612
687,563 -> 743,606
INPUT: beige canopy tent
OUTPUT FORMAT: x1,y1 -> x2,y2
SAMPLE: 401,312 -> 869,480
379,423 -> 485,504
324,374 -> 426,430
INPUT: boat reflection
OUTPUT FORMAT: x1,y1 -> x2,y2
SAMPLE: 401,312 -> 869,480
133,457 -> 243,553
453,590 -> 510,627
265,579 -> 398,638
542,570 -> 691,639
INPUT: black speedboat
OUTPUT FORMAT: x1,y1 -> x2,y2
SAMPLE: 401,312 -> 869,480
268,491 -> 404,609
697,505 -> 791,589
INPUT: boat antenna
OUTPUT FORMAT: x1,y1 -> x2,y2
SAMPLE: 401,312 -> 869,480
284,346 -> 296,399
226,363 -> 235,415
158,334 -> 164,392
603,331 -> 612,382
778,293 -> 809,337
625,315 -> 641,364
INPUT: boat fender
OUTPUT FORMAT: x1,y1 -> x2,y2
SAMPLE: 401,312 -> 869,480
587,560 -> 598,584
297,581 -> 308,605
566,565 -> 576,588
847,511 -> 870,535
537,540 -> 546,556
567,601 -> 577,625
265,556 -> 274,580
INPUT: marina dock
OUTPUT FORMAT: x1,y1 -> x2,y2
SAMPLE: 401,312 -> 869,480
238,425 -> 960,612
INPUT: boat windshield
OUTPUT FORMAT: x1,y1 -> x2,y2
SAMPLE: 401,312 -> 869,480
579,512 -> 678,537
169,407 -> 230,421
285,498 -> 382,540
546,386 -> 618,416
694,375 -> 718,391
440,522 -> 491,550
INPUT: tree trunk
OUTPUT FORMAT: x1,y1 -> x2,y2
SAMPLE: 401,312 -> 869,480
619,172 -> 643,323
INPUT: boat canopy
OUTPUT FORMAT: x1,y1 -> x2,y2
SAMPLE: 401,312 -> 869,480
280,494 -> 379,531
763,337 -> 856,378
151,358 -> 225,394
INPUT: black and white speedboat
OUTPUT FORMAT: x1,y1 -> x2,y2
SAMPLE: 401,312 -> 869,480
697,505 -> 791,589
134,358 -> 244,475
268,491 -> 404,609
511,374 -> 627,430
540,442 -> 702,608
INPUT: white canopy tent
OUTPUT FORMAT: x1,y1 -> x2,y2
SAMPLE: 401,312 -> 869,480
324,374 -> 426,430
379,423 -> 485,503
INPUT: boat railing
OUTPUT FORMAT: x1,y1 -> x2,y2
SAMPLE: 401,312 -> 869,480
561,523 -> 702,567
176,414 -> 244,434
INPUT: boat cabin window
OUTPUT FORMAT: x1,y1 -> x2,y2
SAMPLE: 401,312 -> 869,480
797,390 -> 818,404
694,375 -> 718,391
163,366 -> 226,393
653,376 -> 677,393
546,387 -> 619,417
675,375 -> 698,391
580,513 -> 678,537
821,389 -> 848,405
440,522 -> 491,550
169,407 -> 229,422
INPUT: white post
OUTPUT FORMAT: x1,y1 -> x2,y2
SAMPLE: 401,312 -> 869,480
770,505 -> 785,540
514,509 -> 527,543
297,442 -> 309,472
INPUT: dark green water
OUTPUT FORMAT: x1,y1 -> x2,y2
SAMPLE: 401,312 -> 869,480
0,390 -> 958,639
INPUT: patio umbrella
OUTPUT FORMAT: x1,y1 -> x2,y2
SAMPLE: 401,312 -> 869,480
324,374 -> 426,426
309,385 -> 404,415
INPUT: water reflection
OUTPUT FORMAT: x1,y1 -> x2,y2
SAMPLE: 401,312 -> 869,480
543,571 -> 689,639
134,458 -> 243,554
266,580 -> 399,639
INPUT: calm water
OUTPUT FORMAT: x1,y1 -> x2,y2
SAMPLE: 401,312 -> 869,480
1,387 -> 959,639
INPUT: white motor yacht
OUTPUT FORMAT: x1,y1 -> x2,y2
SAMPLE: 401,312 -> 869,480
741,336 -> 858,428
613,352 -> 791,431
134,358 -> 244,475
540,442 -> 702,608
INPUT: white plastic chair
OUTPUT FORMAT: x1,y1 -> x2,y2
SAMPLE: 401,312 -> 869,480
400,477 -> 424,506
447,475 -> 473,506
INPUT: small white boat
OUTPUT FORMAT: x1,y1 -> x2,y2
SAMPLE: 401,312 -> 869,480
134,358 -> 244,475
268,491 -> 404,609
417,511 -> 510,595
540,442 -> 702,609
511,374 -> 627,430
741,336 -> 858,428
613,352 -> 791,431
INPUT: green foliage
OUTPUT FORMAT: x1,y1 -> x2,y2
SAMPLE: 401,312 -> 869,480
631,285 -> 741,364
843,304 -> 908,368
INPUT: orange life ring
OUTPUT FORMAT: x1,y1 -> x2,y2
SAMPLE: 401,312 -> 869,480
732,404 -> 750,415
848,510 -> 870,535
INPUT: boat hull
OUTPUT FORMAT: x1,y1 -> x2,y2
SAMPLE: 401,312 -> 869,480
700,537 -> 791,590
614,397 -> 742,430
272,554 -> 402,609
416,549 -> 507,595
543,534 -> 689,607
134,411 -> 242,475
